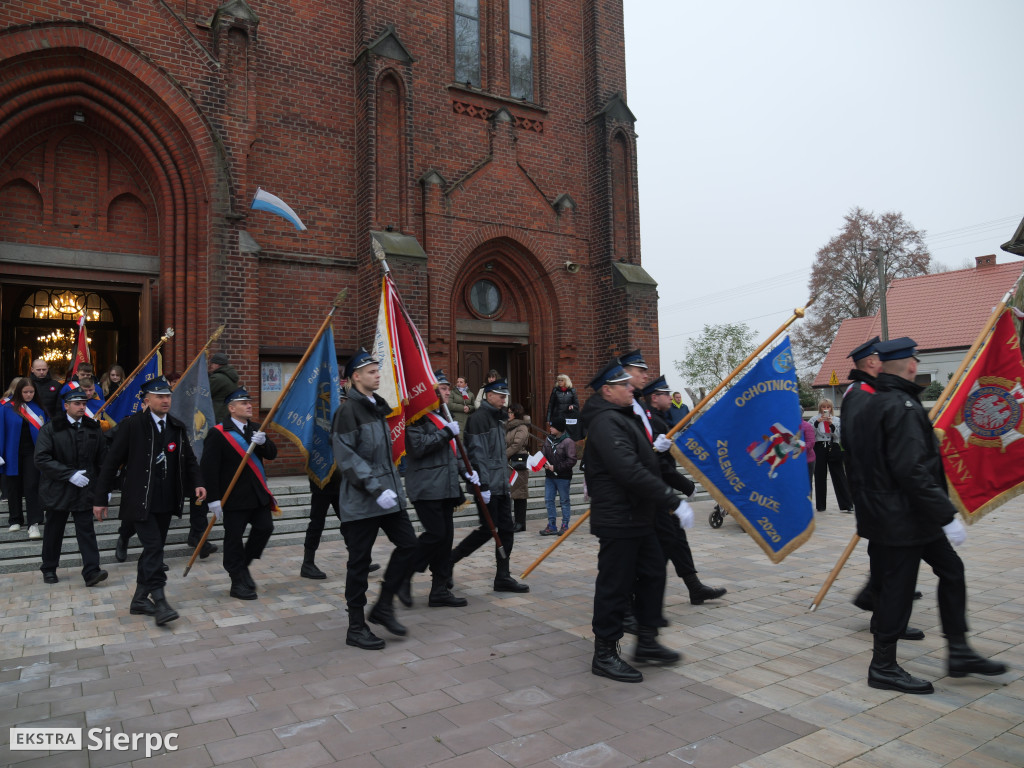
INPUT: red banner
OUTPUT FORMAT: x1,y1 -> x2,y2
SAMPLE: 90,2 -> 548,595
935,311 -> 1024,522
71,314 -> 90,376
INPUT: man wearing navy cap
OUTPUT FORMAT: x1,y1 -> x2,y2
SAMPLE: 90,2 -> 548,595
845,337 -> 1006,693
332,348 -> 419,650
93,376 -> 206,625
580,359 -> 684,683
449,376 -> 530,593
201,389 -> 277,600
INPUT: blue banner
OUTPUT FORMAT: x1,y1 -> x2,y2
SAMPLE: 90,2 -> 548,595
103,354 -> 161,424
169,351 -> 216,460
269,328 -> 340,487
673,337 -> 814,563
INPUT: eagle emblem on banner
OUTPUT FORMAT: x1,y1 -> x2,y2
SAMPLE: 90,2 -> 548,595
951,377 -> 1024,451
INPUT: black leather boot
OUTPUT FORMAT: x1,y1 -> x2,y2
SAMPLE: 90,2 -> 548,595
397,574 -> 413,608
129,585 -> 155,616
300,551 -> 327,580
687,582 -> 727,605
513,499 -> 527,532
368,588 -> 407,636
115,534 -> 128,563
633,627 -> 682,665
947,634 -> 1007,678
592,637 -> 643,683
867,638 -> 933,694
428,580 -> 468,607
149,588 -> 179,626
494,557 -> 529,593
229,572 -> 258,600
346,607 -> 385,650
870,616 -> 925,641
622,608 -> 639,636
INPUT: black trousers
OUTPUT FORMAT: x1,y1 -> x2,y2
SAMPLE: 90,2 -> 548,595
40,508 -> 101,579
186,498 -> 211,546
339,509 -> 418,610
870,537 -> 967,644
814,442 -> 851,511
134,512 -> 173,591
6,451 -> 42,526
410,498 -> 457,580
654,509 -> 697,579
593,532 -> 666,641
222,505 -> 274,576
305,476 -> 341,552
452,493 -> 514,561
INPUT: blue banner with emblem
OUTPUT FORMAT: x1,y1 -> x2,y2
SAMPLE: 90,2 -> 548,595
103,354 -> 161,424
673,337 -> 814,563
168,351 -> 216,460
269,327 -> 340,488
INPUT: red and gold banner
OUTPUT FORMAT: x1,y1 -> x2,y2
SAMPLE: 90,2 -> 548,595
935,311 -> 1024,522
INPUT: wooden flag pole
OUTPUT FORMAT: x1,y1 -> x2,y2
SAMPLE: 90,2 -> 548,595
94,328 -> 174,418
808,533 -> 860,612
519,297 -> 816,580
171,325 -> 226,392
183,293 -> 346,576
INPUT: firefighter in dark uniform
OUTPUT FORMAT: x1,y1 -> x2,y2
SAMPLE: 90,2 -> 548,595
93,376 -> 206,626
845,337 -> 1006,694
581,360 -> 684,683
332,348 -> 418,650
449,378 -> 530,594
201,389 -> 277,600
641,374 -> 727,605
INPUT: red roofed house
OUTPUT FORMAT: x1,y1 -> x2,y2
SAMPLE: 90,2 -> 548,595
813,255 -> 1023,405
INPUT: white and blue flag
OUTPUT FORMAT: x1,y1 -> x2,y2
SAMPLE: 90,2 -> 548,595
250,187 -> 307,231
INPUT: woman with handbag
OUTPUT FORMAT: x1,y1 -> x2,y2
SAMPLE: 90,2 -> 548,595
506,402 -> 530,532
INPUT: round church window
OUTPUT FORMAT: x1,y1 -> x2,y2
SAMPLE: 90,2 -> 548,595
469,279 -> 502,317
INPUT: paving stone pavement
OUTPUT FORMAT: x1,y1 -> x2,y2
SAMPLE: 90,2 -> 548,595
2,487 -> 1023,768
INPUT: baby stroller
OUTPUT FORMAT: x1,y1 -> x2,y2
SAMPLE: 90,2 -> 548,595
708,503 -> 728,529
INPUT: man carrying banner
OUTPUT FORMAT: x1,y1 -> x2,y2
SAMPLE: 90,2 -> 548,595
449,378 -> 530,594
332,349 -> 418,650
93,376 -> 206,625
202,389 -> 277,600
581,360 -> 685,683
845,337 -> 1006,693
402,370 -> 471,608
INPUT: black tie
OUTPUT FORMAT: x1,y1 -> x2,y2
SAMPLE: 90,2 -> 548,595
157,419 -> 165,435
72,421 -> 79,430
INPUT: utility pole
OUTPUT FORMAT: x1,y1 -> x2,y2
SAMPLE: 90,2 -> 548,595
871,246 -> 889,341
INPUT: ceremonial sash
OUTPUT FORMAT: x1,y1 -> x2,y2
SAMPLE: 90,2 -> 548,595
632,399 -> 653,442
425,412 -> 458,458
214,424 -> 282,514
12,402 -> 45,440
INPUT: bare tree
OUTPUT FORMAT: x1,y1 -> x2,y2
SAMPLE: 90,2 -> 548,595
793,207 -> 930,366
676,322 -> 756,400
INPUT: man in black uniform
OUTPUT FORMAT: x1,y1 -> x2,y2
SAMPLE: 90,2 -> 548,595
642,375 -> 726,605
35,387 -> 108,586
449,378 -> 530,594
202,389 -> 277,600
29,358 -> 61,418
845,337 -> 1006,693
332,349 -> 418,650
93,376 -> 206,625
403,370 -> 471,608
582,360 -> 684,683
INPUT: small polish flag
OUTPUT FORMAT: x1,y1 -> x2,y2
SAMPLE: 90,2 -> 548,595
527,451 -> 548,472
509,469 -> 519,486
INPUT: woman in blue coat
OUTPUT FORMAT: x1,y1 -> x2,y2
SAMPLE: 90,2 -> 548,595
1,377 -> 48,537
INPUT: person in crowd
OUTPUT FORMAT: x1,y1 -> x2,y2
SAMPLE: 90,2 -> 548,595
28,359 -> 61,418
813,399 -> 852,512
547,374 -> 581,440
540,416 -> 577,535
506,402 -> 531,532
99,364 -> 125,398
1,377 -> 48,538
845,337 -> 1006,694
800,417 -> 816,486
474,369 -> 501,409
34,387 -> 108,586
93,376 -> 206,626
208,353 -> 239,423
665,391 -> 690,427
451,376 -> 476,431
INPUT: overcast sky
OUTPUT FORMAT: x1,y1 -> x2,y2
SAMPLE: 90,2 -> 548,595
624,1 -> 1024,400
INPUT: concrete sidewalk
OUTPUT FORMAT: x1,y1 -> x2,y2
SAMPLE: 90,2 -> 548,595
1,492 -> 1022,768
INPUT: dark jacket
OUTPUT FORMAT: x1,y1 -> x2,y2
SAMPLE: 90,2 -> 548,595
93,410 -> 203,521
580,392 -> 678,538
331,390 -> 406,522
30,374 -> 62,418
649,409 -> 695,496
405,412 -> 463,503
846,372 -> 956,546
34,415 -> 107,510
209,365 -> 240,423
664,402 -> 690,427
542,432 -> 577,479
465,400 -> 510,496
201,419 -> 278,511
547,387 -> 580,425
840,369 -> 876,494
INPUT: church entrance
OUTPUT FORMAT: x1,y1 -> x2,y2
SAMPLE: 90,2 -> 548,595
458,342 -> 534,417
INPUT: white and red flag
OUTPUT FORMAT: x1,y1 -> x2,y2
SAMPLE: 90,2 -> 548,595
373,274 -> 439,463
527,451 -> 548,472
71,314 -> 90,376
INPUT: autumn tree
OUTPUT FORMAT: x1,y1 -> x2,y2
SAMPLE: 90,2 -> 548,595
676,322 -> 756,400
792,207 -> 931,366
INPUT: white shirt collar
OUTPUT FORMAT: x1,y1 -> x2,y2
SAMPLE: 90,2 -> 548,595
231,417 -> 248,432
150,412 -> 166,427
67,414 -> 82,426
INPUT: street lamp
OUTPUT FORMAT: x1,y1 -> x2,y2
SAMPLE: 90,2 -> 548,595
870,246 -> 889,341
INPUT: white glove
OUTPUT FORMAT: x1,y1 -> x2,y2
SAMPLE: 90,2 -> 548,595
464,470 -> 480,486
480,489 -> 492,504
69,470 -> 90,488
0,456 -> 5,467
250,431 -> 267,445
943,518 -> 967,547
376,488 -> 399,510
444,420 -> 460,437
674,499 -> 695,530
654,434 -> 673,453
209,500 -> 223,523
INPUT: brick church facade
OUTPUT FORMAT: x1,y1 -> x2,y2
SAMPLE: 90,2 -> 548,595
0,0 -> 659,471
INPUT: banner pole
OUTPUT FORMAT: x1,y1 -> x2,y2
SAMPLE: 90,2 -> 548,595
171,325 -> 226,392
94,327 -> 174,418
